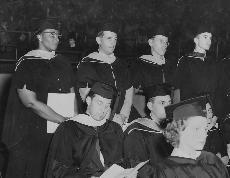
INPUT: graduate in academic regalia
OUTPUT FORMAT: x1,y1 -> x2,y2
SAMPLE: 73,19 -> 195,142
1,19 -> 77,178
173,23 -> 220,115
123,84 -> 173,167
76,22 -> 133,126
45,82 -> 137,178
137,97 -> 229,178
130,25 -> 172,120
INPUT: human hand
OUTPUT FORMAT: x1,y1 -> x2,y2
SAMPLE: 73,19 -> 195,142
113,114 -> 127,126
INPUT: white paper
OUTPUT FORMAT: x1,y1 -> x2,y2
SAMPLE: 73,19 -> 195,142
100,160 -> 149,178
47,93 -> 75,133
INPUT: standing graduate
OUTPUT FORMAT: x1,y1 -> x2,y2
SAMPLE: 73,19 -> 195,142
130,25 -> 171,119
173,23 -> 219,113
76,22 -> 133,126
2,19 -> 77,178
123,84 -> 173,167
138,97 -> 229,178
45,82 -> 137,178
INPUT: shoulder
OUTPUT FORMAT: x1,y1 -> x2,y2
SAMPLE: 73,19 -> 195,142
198,151 -> 223,165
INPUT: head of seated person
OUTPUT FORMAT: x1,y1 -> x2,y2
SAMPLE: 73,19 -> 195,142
144,83 -> 172,128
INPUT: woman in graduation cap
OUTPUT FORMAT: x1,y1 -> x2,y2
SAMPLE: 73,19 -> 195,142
2,19 -> 77,178
130,25 -> 172,121
76,22 -> 133,126
137,97 -> 229,178
45,82 -> 137,178
123,84 -> 173,168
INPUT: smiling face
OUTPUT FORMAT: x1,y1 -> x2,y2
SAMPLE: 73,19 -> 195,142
37,28 -> 60,51
96,31 -> 117,55
86,94 -> 111,121
180,116 -> 208,151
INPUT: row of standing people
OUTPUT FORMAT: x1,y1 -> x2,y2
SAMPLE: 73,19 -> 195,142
1,18 -> 230,178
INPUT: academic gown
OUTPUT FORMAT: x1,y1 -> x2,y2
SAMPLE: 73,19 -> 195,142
129,55 -> 172,121
2,51 -> 75,178
204,126 -> 228,157
123,118 -> 173,167
45,114 -> 123,178
76,53 -> 132,115
173,52 -> 219,112
138,151 -> 229,178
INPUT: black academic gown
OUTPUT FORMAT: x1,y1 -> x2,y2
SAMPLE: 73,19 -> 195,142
45,115 -> 123,178
2,53 -> 75,178
123,118 -> 173,167
139,151 -> 229,178
204,126 -> 228,157
173,52 -> 219,112
76,55 -> 132,115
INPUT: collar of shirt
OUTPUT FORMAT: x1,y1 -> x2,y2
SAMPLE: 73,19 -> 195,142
86,51 -> 116,64
188,52 -> 206,60
140,54 -> 165,65
69,113 -> 107,127
24,49 -> 56,60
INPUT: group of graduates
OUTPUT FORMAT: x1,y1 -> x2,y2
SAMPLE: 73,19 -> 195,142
1,18 -> 230,178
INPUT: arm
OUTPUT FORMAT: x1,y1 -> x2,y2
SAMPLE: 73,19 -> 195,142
17,85 -> 67,123
70,87 -> 78,116
120,86 -> 134,120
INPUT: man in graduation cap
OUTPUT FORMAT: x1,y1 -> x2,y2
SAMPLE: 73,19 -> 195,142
45,82 -> 137,178
137,96 -> 229,178
2,19 -> 77,178
76,22 -> 133,126
172,23 -> 220,116
123,83 -> 173,168
130,25 -> 172,120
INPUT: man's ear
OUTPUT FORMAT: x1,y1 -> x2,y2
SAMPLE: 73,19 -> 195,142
96,37 -> 101,45
147,101 -> 152,111
37,34 -> 42,42
148,38 -> 153,47
194,36 -> 198,46
86,96 -> 92,106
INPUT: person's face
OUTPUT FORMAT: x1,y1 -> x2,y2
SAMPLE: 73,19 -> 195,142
38,29 -> 60,51
194,32 -> 212,51
180,116 -> 208,151
149,35 -> 169,56
148,95 -> 171,120
87,94 -> 111,121
97,31 -> 117,55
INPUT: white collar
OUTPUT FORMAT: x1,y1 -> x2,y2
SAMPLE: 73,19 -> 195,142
140,54 -> 165,65
24,49 -> 56,60
171,147 -> 201,160
69,114 -> 107,127
124,117 -> 162,132
87,51 -> 116,64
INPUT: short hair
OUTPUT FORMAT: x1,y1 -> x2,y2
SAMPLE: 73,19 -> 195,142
164,119 -> 186,148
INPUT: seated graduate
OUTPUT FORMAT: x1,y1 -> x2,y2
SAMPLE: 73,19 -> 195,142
204,101 -> 229,166
137,97 -> 229,178
45,82 -> 137,178
123,84 -> 173,167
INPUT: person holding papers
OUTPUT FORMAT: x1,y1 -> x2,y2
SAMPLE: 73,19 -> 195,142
45,82 -> 137,178
1,19 -> 77,178
123,84 -> 173,167
138,97 -> 229,178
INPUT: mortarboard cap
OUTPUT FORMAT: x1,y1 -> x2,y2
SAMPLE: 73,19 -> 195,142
34,19 -> 59,35
194,23 -> 214,37
144,83 -> 172,101
90,82 -> 115,99
97,22 -> 119,36
148,24 -> 171,39
165,95 -> 210,121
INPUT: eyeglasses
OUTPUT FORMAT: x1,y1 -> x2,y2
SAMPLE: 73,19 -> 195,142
153,37 -> 170,46
42,31 -> 62,39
